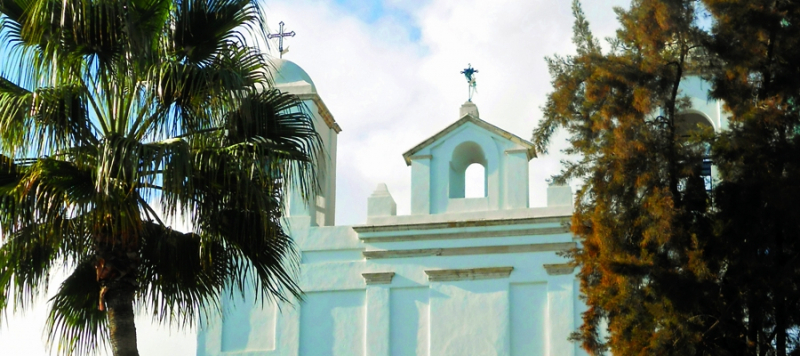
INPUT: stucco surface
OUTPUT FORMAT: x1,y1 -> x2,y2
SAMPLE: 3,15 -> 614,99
198,118 -> 584,356
198,65 -> 727,356
198,98 -> 586,356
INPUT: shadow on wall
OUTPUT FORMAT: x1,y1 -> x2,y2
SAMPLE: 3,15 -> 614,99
300,290 -> 365,356
220,289 -> 254,352
390,287 -> 430,356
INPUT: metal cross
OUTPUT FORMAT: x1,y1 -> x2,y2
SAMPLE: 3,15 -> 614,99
268,21 -> 296,58
461,64 -> 479,102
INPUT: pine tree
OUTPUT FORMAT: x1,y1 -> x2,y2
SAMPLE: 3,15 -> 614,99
534,1 -> 727,354
704,1 -> 800,355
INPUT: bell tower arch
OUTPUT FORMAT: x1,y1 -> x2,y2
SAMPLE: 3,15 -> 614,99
449,141 -> 488,199
403,102 -> 536,215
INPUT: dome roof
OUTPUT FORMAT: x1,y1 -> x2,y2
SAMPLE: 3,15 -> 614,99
267,58 -> 316,93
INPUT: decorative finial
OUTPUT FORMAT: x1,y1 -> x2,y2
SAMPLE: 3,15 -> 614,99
268,21 -> 296,58
460,64 -> 479,102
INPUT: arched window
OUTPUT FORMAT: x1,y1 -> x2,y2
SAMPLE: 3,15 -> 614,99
449,141 -> 487,198
464,163 -> 486,198
676,111 -> 715,191
675,112 -> 714,137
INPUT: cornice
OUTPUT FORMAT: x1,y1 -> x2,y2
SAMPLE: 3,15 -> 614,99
361,272 -> 395,285
359,226 -> 569,243
362,242 -> 576,260
353,216 -> 569,234
543,263 -> 576,276
295,93 -> 342,133
425,267 -> 514,282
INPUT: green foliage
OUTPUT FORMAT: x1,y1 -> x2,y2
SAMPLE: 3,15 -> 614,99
0,0 -> 321,355
535,1 -> 723,354
705,1 -> 800,355
540,0 -> 800,355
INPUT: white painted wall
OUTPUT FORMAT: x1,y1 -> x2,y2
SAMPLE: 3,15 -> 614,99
199,211 -> 583,356
198,99 -> 585,356
197,69 -> 730,356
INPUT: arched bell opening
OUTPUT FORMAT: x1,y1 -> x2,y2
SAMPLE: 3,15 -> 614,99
449,141 -> 487,199
464,163 -> 487,198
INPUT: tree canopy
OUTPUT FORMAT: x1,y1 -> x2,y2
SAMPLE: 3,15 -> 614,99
0,0 -> 321,355
705,0 -> 800,354
537,0 -> 800,354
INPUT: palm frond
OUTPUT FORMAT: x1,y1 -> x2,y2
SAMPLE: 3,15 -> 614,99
164,144 -> 274,224
32,85 -> 99,150
171,0 -> 260,65
0,225 -> 61,313
0,156 -> 143,251
0,1 -> 25,20
0,76 -> 100,157
45,261 -> 108,356
61,1 -> 126,67
0,75 -> 34,154
223,88 -> 322,200
202,209 -> 301,303
0,2 -> 41,92
0,196 -> 88,317
0,157 -> 94,237
138,136 -> 192,210
0,1 -> 321,354
142,46 -> 268,139
124,0 -> 171,60
137,222 -> 225,327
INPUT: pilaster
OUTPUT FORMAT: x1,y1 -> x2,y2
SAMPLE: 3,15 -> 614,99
546,274 -> 576,356
410,155 -> 432,215
364,273 -> 394,356
277,303 -> 301,356
504,148 -> 530,209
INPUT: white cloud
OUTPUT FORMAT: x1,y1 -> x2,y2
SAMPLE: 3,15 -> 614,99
268,0 -> 631,224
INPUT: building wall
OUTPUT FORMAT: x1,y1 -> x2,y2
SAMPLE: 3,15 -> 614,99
198,65 -> 727,356
198,208 -> 584,356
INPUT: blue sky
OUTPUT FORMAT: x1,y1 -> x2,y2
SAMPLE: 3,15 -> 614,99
331,0 -> 423,40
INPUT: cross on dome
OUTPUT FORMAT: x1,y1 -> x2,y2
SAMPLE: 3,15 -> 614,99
268,21 -> 296,58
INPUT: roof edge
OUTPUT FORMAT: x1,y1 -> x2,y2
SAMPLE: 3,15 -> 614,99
295,93 -> 342,133
402,114 -> 535,165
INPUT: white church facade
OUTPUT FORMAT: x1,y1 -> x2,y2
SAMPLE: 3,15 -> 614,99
197,59 -> 726,356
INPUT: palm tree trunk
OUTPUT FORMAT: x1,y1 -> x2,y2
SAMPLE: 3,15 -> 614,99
106,284 -> 140,356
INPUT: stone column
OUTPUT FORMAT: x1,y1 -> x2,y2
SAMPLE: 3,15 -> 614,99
363,272 -> 394,356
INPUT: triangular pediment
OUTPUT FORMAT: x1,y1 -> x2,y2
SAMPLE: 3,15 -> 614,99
402,114 -> 535,165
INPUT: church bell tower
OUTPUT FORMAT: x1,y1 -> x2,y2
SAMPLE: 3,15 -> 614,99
268,59 -> 341,226
402,101 -> 537,215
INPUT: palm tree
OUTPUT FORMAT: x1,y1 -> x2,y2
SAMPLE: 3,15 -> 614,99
0,1 -> 321,355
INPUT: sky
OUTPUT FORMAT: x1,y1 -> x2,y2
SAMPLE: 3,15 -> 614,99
0,0 -> 629,354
